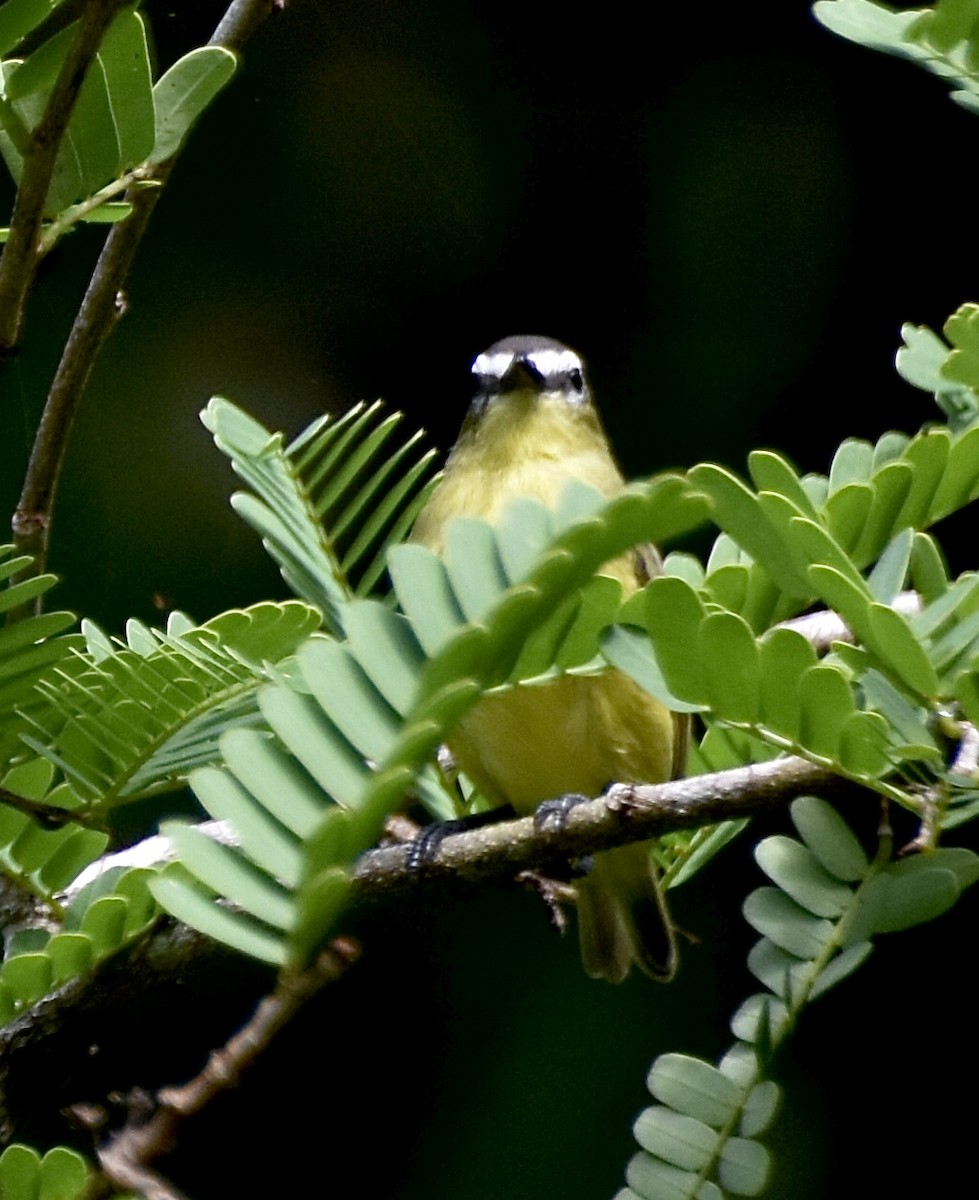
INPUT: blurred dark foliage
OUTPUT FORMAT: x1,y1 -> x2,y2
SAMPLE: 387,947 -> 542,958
0,1 -> 976,1196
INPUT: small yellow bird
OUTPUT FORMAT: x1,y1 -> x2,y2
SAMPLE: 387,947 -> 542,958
411,335 -> 687,983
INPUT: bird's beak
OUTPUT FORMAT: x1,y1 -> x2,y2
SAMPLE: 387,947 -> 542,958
500,356 -> 544,392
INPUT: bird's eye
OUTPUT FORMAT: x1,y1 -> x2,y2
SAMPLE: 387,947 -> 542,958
569,368 -> 584,393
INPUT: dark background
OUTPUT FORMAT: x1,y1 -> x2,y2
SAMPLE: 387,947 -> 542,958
1,1 -> 976,1196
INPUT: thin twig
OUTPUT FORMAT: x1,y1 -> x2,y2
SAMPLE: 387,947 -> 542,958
86,937 -> 359,1200
9,0 -> 284,599
0,0 -> 130,355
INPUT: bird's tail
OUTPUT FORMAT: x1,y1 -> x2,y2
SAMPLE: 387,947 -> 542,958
575,842 -> 677,984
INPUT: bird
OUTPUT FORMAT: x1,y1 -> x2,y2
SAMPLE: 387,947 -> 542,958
410,334 -> 688,983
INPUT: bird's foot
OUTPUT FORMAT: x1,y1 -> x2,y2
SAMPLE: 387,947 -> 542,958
533,791 -> 591,834
406,805 -> 515,871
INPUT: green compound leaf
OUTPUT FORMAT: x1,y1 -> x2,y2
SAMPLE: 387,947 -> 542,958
625,1153 -> 723,1200
150,867 -> 287,966
699,611 -> 760,723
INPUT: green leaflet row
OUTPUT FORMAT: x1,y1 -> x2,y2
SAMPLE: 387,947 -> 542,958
618,796 -> 979,1200
202,396 -> 440,636
19,600 -> 322,812
0,4 -> 236,236
670,406 -> 979,635
0,865 -> 158,1027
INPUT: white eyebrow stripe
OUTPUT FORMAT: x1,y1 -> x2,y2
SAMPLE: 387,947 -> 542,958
472,350 -> 514,377
471,347 -> 583,379
526,348 -> 582,377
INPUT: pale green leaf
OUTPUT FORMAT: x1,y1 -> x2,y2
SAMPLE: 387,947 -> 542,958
798,664 -> 855,760
150,45 -> 237,163
790,795 -> 869,881
757,627 -> 818,743
742,887 -> 834,959
0,0 -> 65,57
100,10 -> 156,168
625,1152 -> 722,1200
809,941 -> 873,1000
162,822 -> 294,930
647,1054 -> 741,1128
189,765 -> 302,886
700,611 -> 759,723
718,1137 -> 770,1197
688,463 -> 810,596
866,528 -> 913,602
754,835 -> 852,917
739,1082 -> 780,1138
828,437 -> 873,492
632,1109 -> 715,1172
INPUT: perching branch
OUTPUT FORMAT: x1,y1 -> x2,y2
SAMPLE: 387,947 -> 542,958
8,0 -> 284,595
64,755 -> 857,913
350,756 -> 855,899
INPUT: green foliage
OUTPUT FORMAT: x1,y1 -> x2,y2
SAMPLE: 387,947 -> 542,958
0,3 -> 237,243
0,865 -> 158,1026
619,797 -> 979,1200
19,600 -> 321,811
202,397 -> 440,635
815,0 -> 979,113
898,301 -> 979,429
0,759 -> 107,907
0,545 -> 79,759
0,1142 -> 92,1200
601,422 -> 979,833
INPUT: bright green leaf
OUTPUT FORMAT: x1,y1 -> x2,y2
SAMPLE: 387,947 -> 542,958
699,611 -> 759,723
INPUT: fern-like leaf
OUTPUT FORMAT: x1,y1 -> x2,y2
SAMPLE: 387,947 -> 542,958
19,601 -> 320,810
621,796 -> 979,1199
202,397 -> 439,633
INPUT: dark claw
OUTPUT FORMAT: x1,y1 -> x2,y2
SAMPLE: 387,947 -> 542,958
406,805 -> 516,872
533,792 -> 591,834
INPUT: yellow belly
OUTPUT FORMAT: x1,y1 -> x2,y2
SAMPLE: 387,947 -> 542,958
450,668 -> 676,814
